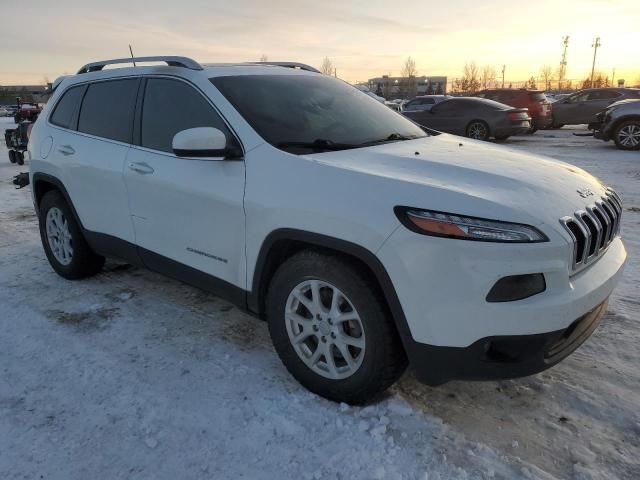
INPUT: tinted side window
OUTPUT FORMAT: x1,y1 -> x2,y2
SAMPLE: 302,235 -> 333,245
141,78 -> 230,153
588,90 -> 621,100
78,79 -> 138,143
433,101 -> 459,114
50,85 -> 85,129
423,98 -> 435,104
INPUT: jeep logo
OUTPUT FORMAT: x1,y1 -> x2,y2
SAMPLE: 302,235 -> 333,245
577,188 -> 595,198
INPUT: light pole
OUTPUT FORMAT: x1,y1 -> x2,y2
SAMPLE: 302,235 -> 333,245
501,65 -> 505,88
590,37 -> 601,88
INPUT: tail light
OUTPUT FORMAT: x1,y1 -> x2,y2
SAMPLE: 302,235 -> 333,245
507,111 -> 527,121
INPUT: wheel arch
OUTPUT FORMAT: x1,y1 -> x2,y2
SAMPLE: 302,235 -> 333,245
610,114 -> 640,133
32,173 -> 85,230
249,229 -> 414,345
466,118 -> 491,137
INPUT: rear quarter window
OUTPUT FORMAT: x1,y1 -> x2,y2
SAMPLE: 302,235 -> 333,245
49,85 -> 85,129
529,93 -> 546,101
77,78 -> 139,143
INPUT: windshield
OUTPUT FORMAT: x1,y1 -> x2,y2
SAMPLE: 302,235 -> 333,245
211,74 -> 427,154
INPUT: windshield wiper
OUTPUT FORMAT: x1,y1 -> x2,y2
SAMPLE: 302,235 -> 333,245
358,133 -> 422,147
276,139 -> 359,152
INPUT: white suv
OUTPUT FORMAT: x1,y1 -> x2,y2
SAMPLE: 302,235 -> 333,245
29,56 -> 626,404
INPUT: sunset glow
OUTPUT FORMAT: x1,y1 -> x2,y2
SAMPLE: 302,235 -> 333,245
1,0 -> 638,86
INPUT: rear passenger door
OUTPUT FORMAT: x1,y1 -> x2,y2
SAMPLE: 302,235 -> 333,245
52,78 -> 139,243
124,77 -> 246,287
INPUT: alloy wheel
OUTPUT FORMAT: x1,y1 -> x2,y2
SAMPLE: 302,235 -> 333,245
285,280 -> 366,380
468,122 -> 488,140
46,207 -> 73,265
617,124 -> 640,148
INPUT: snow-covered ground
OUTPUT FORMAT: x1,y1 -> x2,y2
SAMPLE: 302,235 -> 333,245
0,117 -> 638,479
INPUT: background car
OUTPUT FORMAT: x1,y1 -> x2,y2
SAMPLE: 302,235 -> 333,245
402,97 -> 531,141
593,99 -> 640,150
473,89 -> 551,132
551,87 -> 640,128
402,95 -> 450,112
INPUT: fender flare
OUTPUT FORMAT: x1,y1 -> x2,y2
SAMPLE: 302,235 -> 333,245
248,228 -> 414,345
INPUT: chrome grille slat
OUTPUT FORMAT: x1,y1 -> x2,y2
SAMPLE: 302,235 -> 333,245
559,188 -> 623,272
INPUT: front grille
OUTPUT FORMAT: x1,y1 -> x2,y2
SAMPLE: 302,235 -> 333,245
560,188 -> 623,272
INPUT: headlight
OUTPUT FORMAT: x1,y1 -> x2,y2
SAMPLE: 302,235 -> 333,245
395,207 -> 548,243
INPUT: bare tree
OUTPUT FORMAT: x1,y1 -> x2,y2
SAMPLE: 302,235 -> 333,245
399,57 -> 418,98
539,65 -> 553,90
321,57 -> 334,76
401,56 -> 417,78
527,76 -> 537,89
581,72 -> 609,89
453,62 -> 481,93
259,54 -> 268,62
480,65 -> 496,89
382,72 -> 393,99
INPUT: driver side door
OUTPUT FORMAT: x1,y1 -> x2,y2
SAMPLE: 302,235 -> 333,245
123,77 -> 246,288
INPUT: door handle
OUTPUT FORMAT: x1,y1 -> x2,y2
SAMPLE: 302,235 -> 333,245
57,145 -> 75,156
128,162 -> 155,174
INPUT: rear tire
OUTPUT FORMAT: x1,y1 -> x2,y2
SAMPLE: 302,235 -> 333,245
8,149 -> 16,163
266,250 -> 407,404
612,120 -> 640,151
16,151 -> 24,165
38,190 -> 105,279
466,121 -> 490,141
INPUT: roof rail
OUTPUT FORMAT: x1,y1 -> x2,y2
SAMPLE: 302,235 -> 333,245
77,56 -> 203,74
252,61 -> 321,74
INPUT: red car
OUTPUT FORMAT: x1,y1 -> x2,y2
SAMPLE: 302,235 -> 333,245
473,89 -> 552,132
14,104 -> 42,123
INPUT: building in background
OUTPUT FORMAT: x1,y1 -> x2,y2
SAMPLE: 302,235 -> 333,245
0,85 -> 51,105
368,75 -> 448,99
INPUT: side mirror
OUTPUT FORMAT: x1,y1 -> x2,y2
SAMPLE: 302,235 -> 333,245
172,127 -> 239,159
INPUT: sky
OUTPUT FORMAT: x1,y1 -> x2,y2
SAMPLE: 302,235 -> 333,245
1,0 -> 638,86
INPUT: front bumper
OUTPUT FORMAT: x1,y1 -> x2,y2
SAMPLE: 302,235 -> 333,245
407,299 -> 608,385
377,223 -> 626,384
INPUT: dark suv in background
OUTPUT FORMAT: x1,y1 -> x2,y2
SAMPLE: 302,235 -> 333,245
474,89 -> 551,132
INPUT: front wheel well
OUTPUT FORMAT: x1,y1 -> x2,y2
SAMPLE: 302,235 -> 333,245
611,116 -> 640,133
250,233 -> 408,341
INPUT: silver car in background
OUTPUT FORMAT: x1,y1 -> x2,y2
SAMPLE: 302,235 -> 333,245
402,95 -> 451,112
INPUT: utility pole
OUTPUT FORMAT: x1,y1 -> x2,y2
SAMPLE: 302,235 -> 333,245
590,37 -> 601,88
501,65 -> 505,88
558,35 -> 569,90
611,68 -> 616,86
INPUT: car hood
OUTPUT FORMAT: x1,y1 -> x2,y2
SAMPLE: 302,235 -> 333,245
308,134 -> 608,230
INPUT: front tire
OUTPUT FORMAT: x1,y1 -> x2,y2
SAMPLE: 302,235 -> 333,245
8,149 -> 16,163
39,191 -> 105,279
613,120 -> 640,151
466,121 -> 490,141
266,250 -> 407,404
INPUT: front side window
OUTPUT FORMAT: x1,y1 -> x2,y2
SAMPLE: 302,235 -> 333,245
50,85 -> 85,129
78,78 -> 138,143
141,78 -> 231,153
211,74 -> 426,154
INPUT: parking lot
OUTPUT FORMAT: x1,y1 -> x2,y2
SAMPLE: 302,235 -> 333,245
1,117 -> 638,479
